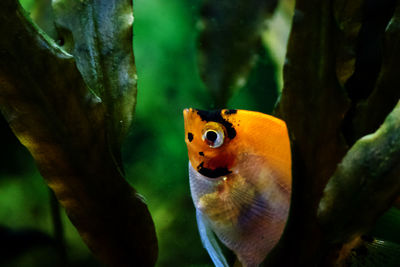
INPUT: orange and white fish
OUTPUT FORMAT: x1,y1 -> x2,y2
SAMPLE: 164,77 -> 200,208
183,108 -> 291,267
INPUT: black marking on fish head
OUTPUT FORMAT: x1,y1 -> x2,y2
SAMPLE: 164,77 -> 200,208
199,151 -> 204,156
195,109 -> 237,139
224,109 -> 237,115
188,132 -> 193,142
197,162 -> 231,178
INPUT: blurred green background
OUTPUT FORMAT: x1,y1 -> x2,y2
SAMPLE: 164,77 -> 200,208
0,0 -> 291,266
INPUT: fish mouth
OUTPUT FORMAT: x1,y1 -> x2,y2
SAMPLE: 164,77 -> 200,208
198,165 -> 232,178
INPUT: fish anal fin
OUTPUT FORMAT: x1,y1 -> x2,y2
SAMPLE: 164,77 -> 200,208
196,210 -> 229,267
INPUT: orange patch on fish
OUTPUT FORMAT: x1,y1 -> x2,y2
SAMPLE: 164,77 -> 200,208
184,108 -> 292,267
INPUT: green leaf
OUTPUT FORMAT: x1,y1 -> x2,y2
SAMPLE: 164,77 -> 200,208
0,0 -> 157,265
53,0 -> 138,161
318,101 -> 400,243
30,0 -> 58,39
371,208 -> 400,244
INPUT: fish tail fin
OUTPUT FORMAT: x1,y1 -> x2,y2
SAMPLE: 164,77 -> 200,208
196,210 -> 229,267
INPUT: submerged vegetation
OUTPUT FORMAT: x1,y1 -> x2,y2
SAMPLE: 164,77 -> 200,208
0,0 -> 399,266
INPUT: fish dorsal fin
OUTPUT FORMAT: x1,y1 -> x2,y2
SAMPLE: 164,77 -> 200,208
196,210 -> 229,267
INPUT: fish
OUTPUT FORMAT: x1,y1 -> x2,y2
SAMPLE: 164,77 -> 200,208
183,108 -> 292,267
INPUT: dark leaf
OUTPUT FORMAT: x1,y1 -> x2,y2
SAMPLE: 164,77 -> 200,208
0,0 -> 157,266
333,0 -> 365,86
270,1 -> 400,265
197,0 -> 278,108
270,0 -> 350,264
344,2 -> 400,144
318,101 -> 400,243
53,0 -> 138,163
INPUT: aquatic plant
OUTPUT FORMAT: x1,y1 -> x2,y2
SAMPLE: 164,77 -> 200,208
0,0 -> 156,266
0,0 -> 399,266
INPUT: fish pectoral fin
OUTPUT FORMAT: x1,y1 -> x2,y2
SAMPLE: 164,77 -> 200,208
196,210 -> 229,267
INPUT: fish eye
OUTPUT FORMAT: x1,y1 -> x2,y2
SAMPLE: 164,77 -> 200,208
202,123 -> 225,148
206,130 -> 218,142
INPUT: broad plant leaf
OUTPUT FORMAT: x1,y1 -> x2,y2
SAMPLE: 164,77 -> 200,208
269,0 -> 350,265
53,0 -> 138,164
346,2 -> 400,143
197,0 -> 278,108
333,0 -> 364,86
29,0 -> 58,39
319,101 -> 400,244
0,0 -> 157,266
268,0 -> 400,265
